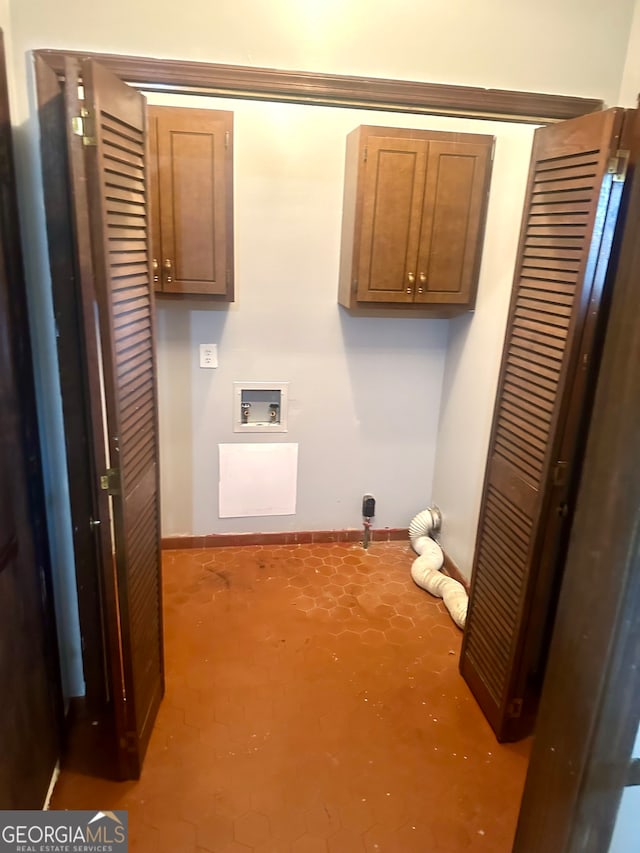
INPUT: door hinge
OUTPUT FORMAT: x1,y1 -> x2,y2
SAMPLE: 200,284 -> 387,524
363,147 -> 368,163
99,467 -> 121,495
225,130 -> 230,150
507,698 -> 523,718
552,460 -> 568,487
226,269 -> 231,288
608,149 -> 630,182
72,107 -> 97,147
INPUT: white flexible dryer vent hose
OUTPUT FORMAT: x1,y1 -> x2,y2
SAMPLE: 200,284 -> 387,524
409,509 -> 468,629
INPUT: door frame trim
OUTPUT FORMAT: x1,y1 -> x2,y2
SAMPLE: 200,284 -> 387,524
34,48 -> 602,124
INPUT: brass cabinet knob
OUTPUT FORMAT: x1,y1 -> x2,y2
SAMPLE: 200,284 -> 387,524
407,271 -> 415,284
152,258 -> 159,283
163,258 -> 173,283
419,272 -> 427,284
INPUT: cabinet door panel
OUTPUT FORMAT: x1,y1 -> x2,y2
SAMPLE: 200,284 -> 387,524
172,131 -> 216,282
151,107 -> 233,297
416,141 -> 491,303
356,137 -> 426,302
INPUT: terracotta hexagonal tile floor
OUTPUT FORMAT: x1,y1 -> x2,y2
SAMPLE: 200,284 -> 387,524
51,542 -> 530,851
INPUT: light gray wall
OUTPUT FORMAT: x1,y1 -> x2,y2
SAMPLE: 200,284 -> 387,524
9,0 -> 638,104
149,93 -> 535,537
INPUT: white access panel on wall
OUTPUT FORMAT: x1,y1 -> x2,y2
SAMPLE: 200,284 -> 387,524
218,443 -> 298,517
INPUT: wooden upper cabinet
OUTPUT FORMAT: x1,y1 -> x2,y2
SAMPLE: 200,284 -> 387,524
338,125 -> 494,314
148,106 -> 234,298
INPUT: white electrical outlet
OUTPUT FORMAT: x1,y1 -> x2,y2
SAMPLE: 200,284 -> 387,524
199,344 -> 218,368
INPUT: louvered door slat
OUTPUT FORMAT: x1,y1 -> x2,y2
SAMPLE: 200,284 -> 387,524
534,150 -> 600,171
115,326 -> 152,354
109,238 -> 147,253
510,331 -> 564,360
120,360 -> 152,390
532,189 -> 594,205
475,536 -> 527,605
533,165 -> 598,184
106,198 -> 146,217
112,284 -> 150,305
460,108 -> 628,741
533,170 -> 596,188
520,265 -> 578,282
513,315 -> 567,342
120,395 -> 154,440
105,181 -> 145,203
506,364 -> 558,397
496,424 -> 546,461
113,306 -> 150,331
112,273 -> 149,291
81,59 -> 163,778
500,399 -> 551,439
104,165 -> 144,188
109,251 -> 147,268
509,354 -> 560,384
120,381 -> 153,417
514,306 -> 571,329
107,212 -> 146,230
102,140 -> 144,170
527,225 -> 587,238
528,214 -> 590,229
518,287 -> 575,307
499,408 -> 549,449
117,347 -> 152,380
113,293 -> 150,315
482,517 -> 529,571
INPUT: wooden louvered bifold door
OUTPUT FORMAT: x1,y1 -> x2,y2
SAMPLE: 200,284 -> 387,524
460,108 -> 630,742
70,59 -> 164,778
